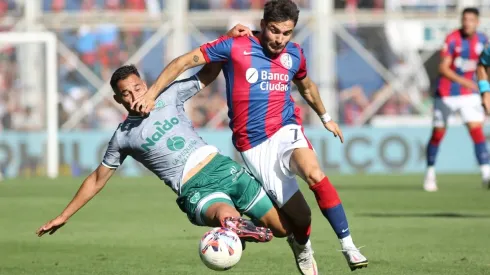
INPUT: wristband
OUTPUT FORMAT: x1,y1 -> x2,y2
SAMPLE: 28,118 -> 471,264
320,113 -> 332,124
478,80 -> 490,94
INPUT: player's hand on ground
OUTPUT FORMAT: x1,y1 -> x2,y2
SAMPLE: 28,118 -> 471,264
131,93 -> 155,116
226,24 -> 253,37
482,92 -> 490,115
324,120 -> 344,143
36,216 -> 67,237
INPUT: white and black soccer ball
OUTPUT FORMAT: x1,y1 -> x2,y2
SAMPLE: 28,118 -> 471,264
199,227 -> 242,271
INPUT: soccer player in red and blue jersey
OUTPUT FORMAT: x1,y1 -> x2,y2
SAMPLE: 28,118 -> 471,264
132,1 -> 368,273
425,7 -> 490,192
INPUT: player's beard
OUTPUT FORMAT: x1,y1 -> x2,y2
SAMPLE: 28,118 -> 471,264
269,44 -> 285,56
264,41 -> 285,57
259,33 -> 283,57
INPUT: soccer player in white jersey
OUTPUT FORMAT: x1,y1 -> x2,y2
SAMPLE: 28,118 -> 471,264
35,64 -> 293,244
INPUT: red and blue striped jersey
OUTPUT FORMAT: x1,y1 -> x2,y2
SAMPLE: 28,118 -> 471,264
436,29 -> 488,97
200,35 -> 307,152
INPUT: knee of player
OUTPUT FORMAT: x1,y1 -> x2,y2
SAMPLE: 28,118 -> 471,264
306,168 -> 325,185
211,204 -> 240,222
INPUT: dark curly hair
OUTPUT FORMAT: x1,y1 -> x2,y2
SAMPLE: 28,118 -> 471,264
110,64 -> 141,93
263,0 -> 300,26
462,7 -> 479,17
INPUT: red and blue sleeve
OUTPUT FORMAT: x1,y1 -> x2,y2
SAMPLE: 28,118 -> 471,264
294,46 -> 308,80
199,36 -> 233,63
441,35 -> 456,58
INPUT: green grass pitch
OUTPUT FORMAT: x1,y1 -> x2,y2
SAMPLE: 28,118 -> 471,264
1,175 -> 490,275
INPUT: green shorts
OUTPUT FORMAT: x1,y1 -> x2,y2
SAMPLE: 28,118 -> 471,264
176,154 -> 273,226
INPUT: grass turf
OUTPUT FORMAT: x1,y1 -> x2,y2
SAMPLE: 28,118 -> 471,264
1,174 -> 489,275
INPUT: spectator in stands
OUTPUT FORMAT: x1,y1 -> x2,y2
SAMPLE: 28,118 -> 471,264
51,0 -> 65,12
0,94 -> 8,130
190,0 -> 309,10
42,0 -> 320,130
76,25 -> 99,73
105,0 -> 121,10
21,107 -> 43,131
336,45 -> 385,124
97,23 -> 121,80
125,0 -> 146,10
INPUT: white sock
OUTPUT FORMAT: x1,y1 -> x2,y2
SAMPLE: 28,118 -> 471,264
340,235 -> 355,249
425,166 -> 436,180
480,164 -> 490,181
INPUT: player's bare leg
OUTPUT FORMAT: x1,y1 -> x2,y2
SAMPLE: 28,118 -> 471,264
280,192 -> 318,275
290,148 -> 368,271
425,127 -> 446,192
466,121 -> 490,188
256,205 -> 290,238
203,202 -> 273,243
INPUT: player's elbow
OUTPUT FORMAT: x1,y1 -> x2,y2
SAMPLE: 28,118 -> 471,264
79,173 -> 103,196
88,174 -> 105,190
477,64 -> 488,80
171,55 -> 190,73
299,87 -> 311,99
181,49 -> 206,71
438,64 -> 449,76
90,170 -> 110,191
308,81 -> 318,91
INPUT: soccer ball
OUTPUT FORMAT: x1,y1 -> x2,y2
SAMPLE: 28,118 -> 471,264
199,227 -> 243,271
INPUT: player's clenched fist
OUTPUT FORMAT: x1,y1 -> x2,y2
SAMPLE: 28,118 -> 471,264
131,94 -> 155,116
226,24 -> 253,37
36,216 -> 67,237
324,120 -> 344,143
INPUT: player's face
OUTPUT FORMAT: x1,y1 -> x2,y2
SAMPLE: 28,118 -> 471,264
260,20 -> 295,56
114,74 -> 148,110
462,12 -> 479,36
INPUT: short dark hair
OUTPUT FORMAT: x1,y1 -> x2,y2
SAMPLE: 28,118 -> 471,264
263,0 -> 299,26
110,64 -> 140,93
462,7 -> 479,17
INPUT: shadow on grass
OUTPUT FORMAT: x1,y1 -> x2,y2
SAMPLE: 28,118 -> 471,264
358,212 -> 490,218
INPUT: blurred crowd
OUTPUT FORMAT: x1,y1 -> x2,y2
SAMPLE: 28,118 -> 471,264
0,0 -> 467,131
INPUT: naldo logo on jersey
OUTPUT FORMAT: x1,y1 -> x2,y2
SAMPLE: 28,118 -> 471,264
245,68 -> 290,92
141,117 -> 180,151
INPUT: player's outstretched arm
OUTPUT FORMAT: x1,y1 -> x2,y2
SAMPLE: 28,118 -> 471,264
35,164 -> 115,237
132,24 -> 252,115
293,76 -> 344,143
131,47 -> 208,114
